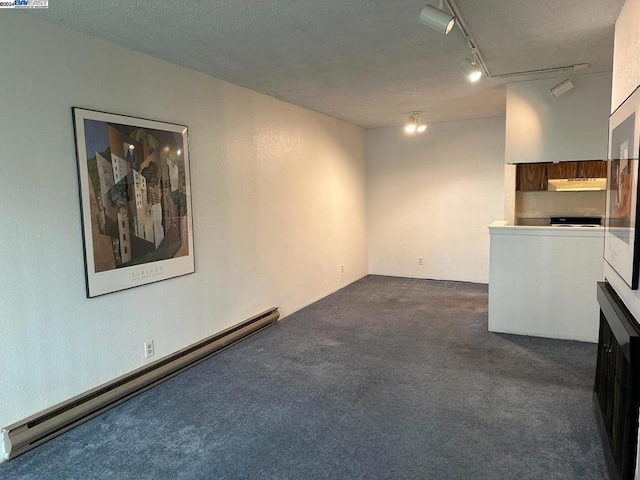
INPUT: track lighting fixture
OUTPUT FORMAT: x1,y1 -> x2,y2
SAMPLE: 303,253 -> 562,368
418,0 -> 590,99
459,54 -> 482,83
405,112 -> 427,134
419,1 -> 483,82
419,1 -> 456,35
550,79 -> 574,98
419,0 -> 586,88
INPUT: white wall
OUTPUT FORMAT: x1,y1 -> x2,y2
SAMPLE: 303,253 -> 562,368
504,72 -> 611,164
0,13 -> 368,439
608,0 -> 640,334
612,0 -> 640,112
608,1 -> 640,477
367,117 -> 506,283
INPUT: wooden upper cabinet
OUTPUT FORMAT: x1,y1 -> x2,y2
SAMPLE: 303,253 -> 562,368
517,160 -> 608,192
578,160 -> 607,178
516,164 -> 547,191
547,160 -> 607,180
547,162 -> 577,179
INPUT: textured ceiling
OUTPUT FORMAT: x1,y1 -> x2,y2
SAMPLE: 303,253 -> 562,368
24,0 -> 624,128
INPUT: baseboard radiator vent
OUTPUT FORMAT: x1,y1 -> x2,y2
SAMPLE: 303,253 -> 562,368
2,307 -> 279,460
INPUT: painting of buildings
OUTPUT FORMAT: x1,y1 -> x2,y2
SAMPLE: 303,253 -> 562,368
74,109 -> 194,296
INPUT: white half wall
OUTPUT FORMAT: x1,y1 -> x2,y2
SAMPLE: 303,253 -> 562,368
367,117 -> 506,283
0,14 -> 368,435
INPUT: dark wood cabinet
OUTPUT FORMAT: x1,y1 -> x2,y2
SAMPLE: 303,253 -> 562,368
547,162 -> 577,179
578,160 -> 608,179
517,160 -> 608,191
594,282 -> 640,480
516,164 -> 547,191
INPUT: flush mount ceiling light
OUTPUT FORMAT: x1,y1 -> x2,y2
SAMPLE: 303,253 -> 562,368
550,78 -> 574,97
459,52 -> 482,83
419,1 -> 456,35
405,112 -> 427,134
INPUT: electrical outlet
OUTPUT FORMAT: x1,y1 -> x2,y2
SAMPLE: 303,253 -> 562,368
341,264 -> 345,274
144,340 -> 154,359
418,257 -> 423,265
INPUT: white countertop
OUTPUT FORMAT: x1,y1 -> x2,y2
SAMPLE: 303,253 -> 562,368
488,220 -> 605,237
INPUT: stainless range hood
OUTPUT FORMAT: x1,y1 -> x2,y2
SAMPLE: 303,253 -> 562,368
547,178 -> 607,192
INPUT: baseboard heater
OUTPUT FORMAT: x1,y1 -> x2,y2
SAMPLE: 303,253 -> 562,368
2,307 -> 279,460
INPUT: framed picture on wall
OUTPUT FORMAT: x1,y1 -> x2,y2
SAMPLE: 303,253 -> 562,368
604,85 -> 640,289
72,108 -> 195,297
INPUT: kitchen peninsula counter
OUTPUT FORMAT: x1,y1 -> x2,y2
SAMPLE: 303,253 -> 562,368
488,221 -> 604,342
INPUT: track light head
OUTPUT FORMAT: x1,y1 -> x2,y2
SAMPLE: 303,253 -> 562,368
459,57 -> 482,83
419,4 -> 456,35
550,79 -> 574,97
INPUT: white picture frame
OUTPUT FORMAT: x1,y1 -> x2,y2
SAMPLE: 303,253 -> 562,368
604,86 -> 640,290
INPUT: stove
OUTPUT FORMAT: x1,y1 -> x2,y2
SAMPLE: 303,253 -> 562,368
549,216 -> 602,227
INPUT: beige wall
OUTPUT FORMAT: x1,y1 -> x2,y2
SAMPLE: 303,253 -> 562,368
367,116 -> 505,283
0,13 -> 368,442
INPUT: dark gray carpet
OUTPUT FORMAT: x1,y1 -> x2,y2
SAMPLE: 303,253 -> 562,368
0,275 -> 608,479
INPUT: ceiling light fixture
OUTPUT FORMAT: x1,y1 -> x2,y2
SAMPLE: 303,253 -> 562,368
436,0 -> 589,81
405,112 -> 427,134
439,0 -> 489,81
550,79 -> 574,97
419,1 -> 456,35
459,52 -> 482,83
